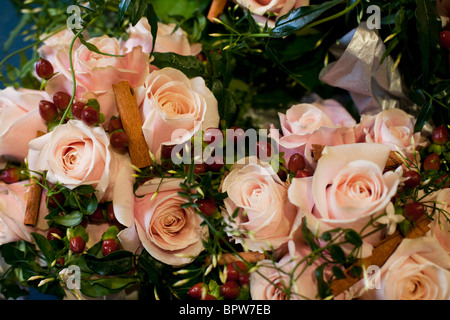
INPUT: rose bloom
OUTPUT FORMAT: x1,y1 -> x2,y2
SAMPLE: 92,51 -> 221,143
27,119 -> 131,202
114,178 -> 208,267
0,181 -> 48,245
45,35 -> 150,122
221,157 -> 300,252
250,239 -> 323,300
437,0 -> 450,27
355,108 -> 427,160
357,237 -> 450,300
288,143 -> 400,256
139,67 -> 219,160
123,19 -> 202,56
271,99 -> 356,169
0,87 -> 48,162
425,188 -> 450,253
235,0 -> 310,17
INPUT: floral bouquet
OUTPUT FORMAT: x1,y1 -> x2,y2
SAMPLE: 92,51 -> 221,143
0,0 -> 449,302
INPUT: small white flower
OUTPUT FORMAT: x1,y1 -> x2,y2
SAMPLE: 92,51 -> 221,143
377,202 -> 405,235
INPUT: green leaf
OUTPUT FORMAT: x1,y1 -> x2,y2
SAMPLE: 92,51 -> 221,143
77,33 -> 124,58
101,225 -> 120,241
270,0 -> 344,38
85,195 -> 98,215
344,229 -> 362,247
31,232 -> 56,263
331,266 -> 346,280
76,185 -> 96,195
138,251 -> 172,284
80,275 -> 139,298
84,250 -> 133,275
146,3 -> 158,58
314,264 -> 330,299
131,0 -> 147,26
329,245 -> 346,264
48,211 -> 83,227
415,0 -> 441,85
348,265 -> 362,278
301,218 -> 319,251
151,52 -> 205,78
118,0 -> 132,24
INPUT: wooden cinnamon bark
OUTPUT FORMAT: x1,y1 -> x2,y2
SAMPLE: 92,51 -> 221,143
24,181 -> 42,227
207,0 -> 228,22
112,81 -> 152,169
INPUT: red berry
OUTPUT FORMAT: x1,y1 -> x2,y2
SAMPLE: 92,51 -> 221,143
403,171 -> 421,189
220,281 -> 240,299
277,168 -> 288,181
432,125 -> 449,145
404,202 -> 425,222
56,257 -> 65,266
53,92 -> 71,110
47,227 -> 64,241
81,106 -> 100,126
197,199 -> 216,217
239,274 -> 250,286
106,203 -> 117,223
107,117 -> 123,133
226,261 -> 248,282
102,238 -> 120,256
204,128 -> 223,145
228,126 -> 246,144
256,141 -> 273,161
423,153 -> 441,171
161,144 -> 175,160
440,31 -> 450,49
193,163 -> 208,174
39,100 -> 58,122
207,155 -> 224,171
295,169 -> 312,178
35,58 -> 54,80
47,191 -> 65,209
71,102 -> 86,120
188,282 -> 206,299
0,168 -> 21,184
288,153 -> 306,172
90,207 -> 105,223
70,236 -> 86,253
110,131 -> 129,153
202,294 -> 217,300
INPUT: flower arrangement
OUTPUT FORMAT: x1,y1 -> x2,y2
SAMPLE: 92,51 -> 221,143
0,0 -> 449,302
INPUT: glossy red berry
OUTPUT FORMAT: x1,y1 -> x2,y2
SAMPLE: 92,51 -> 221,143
90,207 -> 105,223
295,169 -> 312,178
0,168 -> 21,184
107,118 -> 123,133
161,144 -> 175,160
70,236 -> 86,253
47,192 -> 65,209
403,171 -> 421,189
35,58 -> 54,80
188,282 -> 206,299
288,153 -> 306,172
47,227 -> 64,241
226,261 -> 248,282
56,257 -> 65,266
404,202 -> 425,222
193,163 -> 208,174
204,127 -> 223,145
207,155 -> 224,171
423,153 -> 441,171
110,131 -> 129,153
71,102 -> 85,120
106,203 -> 117,223
220,281 -> 240,299
432,125 -> 449,145
202,294 -> 217,300
39,100 -> 58,122
81,106 -> 100,126
440,31 -> 450,49
239,273 -> 250,286
53,92 -> 71,110
102,238 -> 120,256
197,199 -> 216,217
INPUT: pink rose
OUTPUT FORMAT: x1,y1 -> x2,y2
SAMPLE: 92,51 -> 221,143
358,237 -> 450,300
437,0 -> 450,27
27,120 -> 131,202
236,0 -> 309,17
139,67 -> 219,159
288,143 -> 400,256
124,19 -> 202,56
272,99 -> 356,169
45,35 -> 150,122
0,181 -> 48,245
355,109 -> 427,160
426,188 -> 450,253
122,178 -> 208,267
0,87 -> 48,162
250,240 -> 323,300
221,157 -> 300,252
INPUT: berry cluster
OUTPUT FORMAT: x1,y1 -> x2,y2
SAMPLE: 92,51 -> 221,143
188,261 -> 250,300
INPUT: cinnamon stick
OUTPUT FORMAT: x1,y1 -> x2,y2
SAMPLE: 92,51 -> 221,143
206,251 -> 267,266
24,180 -> 42,227
112,81 -> 152,169
330,216 -> 431,296
207,0 -> 228,22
